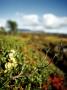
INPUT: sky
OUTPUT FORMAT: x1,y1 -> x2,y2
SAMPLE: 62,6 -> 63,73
0,0 -> 67,33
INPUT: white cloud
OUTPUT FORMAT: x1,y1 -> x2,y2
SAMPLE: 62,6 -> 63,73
43,13 -> 67,29
0,13 -> 67,33
0,19 -> 6,27
22,15 -> 39,26
16,14 -> 42,30
17,13 -> 67,31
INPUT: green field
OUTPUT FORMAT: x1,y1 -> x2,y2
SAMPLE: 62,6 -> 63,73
0,34 -> 67,90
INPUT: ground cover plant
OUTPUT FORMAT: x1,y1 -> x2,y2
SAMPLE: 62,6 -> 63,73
0,34 -> 67,90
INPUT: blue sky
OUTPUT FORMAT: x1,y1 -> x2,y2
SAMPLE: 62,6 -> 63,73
0,0 -> 67,17
0,0 -> 67,33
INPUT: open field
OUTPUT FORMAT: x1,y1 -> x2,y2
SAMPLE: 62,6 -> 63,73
0,33 -> 67,90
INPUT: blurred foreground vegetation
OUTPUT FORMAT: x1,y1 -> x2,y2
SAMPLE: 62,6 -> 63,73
0,33 -> 67,90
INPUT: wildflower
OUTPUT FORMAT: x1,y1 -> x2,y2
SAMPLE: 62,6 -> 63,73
10,49 -> 15,54
9,53 -> 14,59
8,57 -> 17,63
4,49 -> 17,72
9,49 -> 15,58
5,61 -> 17,70
8,49 -> 17,63
5,62 -> 13,70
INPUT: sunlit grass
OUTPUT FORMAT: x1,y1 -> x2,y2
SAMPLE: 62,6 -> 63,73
0,34 -> 66,89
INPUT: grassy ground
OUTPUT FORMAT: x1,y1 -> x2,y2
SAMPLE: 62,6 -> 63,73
0,33 -> 67,90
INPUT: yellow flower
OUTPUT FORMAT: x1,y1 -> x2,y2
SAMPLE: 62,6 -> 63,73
8,49 -> 17,63
4,49 -> 18,73
9,53 -> 14,59
9,57 -> 17,63
5,62 -> 13,70
12,62 -> 17,67
9,49 -> 15,58
4,70 -> 7,73
10,49 -> 15,54
5,62 -> 17,70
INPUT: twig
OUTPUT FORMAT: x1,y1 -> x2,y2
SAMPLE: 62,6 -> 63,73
11,72 -> 23,80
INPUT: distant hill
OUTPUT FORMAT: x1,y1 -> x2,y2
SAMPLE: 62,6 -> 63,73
18,28 -> 67,37
18,29 -> 45,33
18,29 -> 31,32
